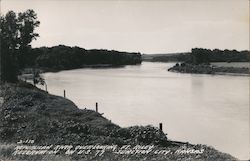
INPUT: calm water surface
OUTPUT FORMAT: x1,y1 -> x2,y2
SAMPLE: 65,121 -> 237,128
211,62 -> 250,68
40,62 -> 249,160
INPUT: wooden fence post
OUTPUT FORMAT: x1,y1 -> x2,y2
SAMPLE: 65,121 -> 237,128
95,102 -> 98,112
159,123 -> 163,131
64,90 -> 66,98
45,84 -> 47,92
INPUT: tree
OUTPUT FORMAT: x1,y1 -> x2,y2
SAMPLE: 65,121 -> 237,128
17,10 -> 40,68
0,9 -> 40,82
0,11 -> 19,82
191,48 -> 210,65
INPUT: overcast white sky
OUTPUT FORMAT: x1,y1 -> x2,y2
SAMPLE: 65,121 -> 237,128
1,0 -> 249,54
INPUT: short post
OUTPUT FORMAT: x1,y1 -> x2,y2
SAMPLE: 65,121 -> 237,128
45,84 -> 47,92
159,123 -> 163,131
95,102 -> 98,112
63,90 -> 66,98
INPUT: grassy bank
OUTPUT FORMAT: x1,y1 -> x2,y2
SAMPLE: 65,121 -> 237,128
0,82 -> 238,161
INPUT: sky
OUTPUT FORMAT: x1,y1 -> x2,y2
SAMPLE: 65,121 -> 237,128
1,0 -> 249,54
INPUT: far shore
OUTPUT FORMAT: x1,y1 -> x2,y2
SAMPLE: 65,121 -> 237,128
168,62 -> 250,76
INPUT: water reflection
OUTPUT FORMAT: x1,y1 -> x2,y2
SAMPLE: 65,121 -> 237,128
41,62 -> 249,160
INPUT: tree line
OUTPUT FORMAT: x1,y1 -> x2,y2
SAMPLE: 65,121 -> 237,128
0,10 -> 141,83
149,48 -> 249,64
190,48 -> 250,64
24,45 -> 142,70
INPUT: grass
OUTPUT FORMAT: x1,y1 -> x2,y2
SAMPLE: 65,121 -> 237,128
0,82 -> 239,161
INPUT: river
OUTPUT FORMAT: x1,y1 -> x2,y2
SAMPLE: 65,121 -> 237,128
40,62 -> 249,160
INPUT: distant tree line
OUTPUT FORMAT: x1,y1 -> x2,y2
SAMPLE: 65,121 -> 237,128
25,45 -> 141,70
190,48 -> 250,64
148,48 -> 250,64
150,53 -> 190,62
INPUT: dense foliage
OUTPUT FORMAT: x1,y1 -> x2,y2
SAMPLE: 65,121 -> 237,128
146,48 -> 250,63
26,45 -> 141,70
0,10 -> 40,82
190,48 -> 250,64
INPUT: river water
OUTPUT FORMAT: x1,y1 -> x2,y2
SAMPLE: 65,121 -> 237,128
40,62 -> 249,160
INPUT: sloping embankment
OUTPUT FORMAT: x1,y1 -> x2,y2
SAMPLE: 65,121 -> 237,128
0,82 -> 238,161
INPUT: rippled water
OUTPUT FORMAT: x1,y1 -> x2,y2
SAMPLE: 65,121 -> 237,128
40,62 -> 249,160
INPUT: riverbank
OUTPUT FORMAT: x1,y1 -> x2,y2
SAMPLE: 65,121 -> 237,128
0,82 -> 238,161
19,64 -> 127,83
22,64 -> 126,74
168,63 -> 250,76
